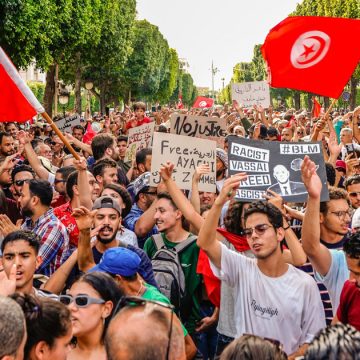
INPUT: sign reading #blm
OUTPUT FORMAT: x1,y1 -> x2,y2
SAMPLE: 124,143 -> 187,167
150,132 -> 216,192
170,113 -> 226,147
227,136 -> 329,202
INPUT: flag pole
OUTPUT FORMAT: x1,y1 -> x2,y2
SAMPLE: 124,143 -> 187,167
41,111 -> 80,160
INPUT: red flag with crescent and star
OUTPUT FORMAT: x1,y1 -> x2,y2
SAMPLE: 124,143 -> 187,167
261,16 -> 360,98
193,96 -> 214,108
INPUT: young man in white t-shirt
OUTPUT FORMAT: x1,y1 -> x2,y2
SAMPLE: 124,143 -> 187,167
197,173 -> 325,358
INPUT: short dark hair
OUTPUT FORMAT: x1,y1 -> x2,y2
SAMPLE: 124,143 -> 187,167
1,230 -> 41,254
157,192 -> 177,210
103,183 -> 132,218
244,201 -> 283,229
72,124 -> 85,134
344,174 -> 360,189
66,170 -> 78,200
0,132 -> 12,144
136,148 -> 152,166
320,187 -> 350,214
343,232 -> 360,262
56,166 -> 76,181
224,200 -> 249,235
304,323 -> 360,360
93,158 -> 117,178
133,101 -> 146,111
4,122 -> 19,130
28,179 -> 53,206
11,164 -> 35,183
325,162 -> 336,186
117,135 -> 128,143
11,294 -> 71,360
91,134 -> 115,161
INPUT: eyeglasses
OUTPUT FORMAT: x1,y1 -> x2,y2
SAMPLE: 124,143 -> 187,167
143,191 -> 157,195
113,296 -> 174,360
242,224 -> 274,238
54,179 -> 67,184
349,191 -> 360,197
330,210 -> 352,220
59,294 -> 105,308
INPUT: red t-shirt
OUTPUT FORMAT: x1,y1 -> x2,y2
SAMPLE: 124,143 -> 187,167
337,280 -> 360,331
53,201 -> 79,250
125,116 -> 151,130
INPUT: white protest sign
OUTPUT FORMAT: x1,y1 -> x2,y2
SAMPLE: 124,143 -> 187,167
170,113 -> 226,147
150,132 -> 216,192
124,122 -> 155,162
231,81 -> 270,108
55,114 -> 81,133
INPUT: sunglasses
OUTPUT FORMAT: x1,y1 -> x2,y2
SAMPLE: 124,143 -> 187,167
59,294 -> 105,308
113,296 -> 174,360
54,179 -> 67,184
242,224 -> 274,238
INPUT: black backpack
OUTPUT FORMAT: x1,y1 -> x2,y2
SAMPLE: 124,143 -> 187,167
151,234 -> 197,313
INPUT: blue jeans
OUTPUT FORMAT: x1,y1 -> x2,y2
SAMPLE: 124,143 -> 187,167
215,334 -> 234,357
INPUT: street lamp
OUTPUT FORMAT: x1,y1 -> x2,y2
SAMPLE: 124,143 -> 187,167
85,81 -> 94,118
58,92 -> 69,117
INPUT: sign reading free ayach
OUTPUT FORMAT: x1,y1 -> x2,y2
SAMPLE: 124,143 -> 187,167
227,136 -> 329,202
170,113 -> 226,147
150,132 -> 216,192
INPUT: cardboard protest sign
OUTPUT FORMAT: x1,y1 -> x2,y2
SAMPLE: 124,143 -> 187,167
170,113 -> 226,147
55,114 -> 81,133
150,132 -> 216,192
124,122 -> 155,162
227,136 -> 329,202
231,81 -> 270,108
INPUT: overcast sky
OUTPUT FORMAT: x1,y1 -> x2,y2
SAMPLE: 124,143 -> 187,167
137,0 -> 301,90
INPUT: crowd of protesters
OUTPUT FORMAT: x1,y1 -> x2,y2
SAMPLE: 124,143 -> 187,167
0,99 -> 360,360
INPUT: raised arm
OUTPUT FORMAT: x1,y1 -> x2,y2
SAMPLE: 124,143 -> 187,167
190,164 -> 211,214
197,174 -> 247,269
351,107 -> 360,143
301,156 -> 332,276
73,157 -> 93,210
64,133 -> 93,155
72,207 -> 97,272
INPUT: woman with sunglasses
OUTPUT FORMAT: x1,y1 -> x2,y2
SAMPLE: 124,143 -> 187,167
11,293 -> 73,360
60,272 -> 123,360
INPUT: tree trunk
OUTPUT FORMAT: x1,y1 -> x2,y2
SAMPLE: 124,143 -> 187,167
350,76 -> 357,110
307,93 -> 313,112
74,53 -> 82,114
43,64 -> 56,117
100,81 -> 106,115
294,92 -> 301,110
324,97 -> 330,110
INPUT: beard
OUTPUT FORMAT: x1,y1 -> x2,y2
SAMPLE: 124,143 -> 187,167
96,225 -> 117,244
216,169 -> 225,178
21,203 -> 33,217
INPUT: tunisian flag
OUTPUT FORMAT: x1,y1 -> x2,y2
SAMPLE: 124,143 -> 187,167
0,47 -> 45,122
193,96 -> 214,108
261,16 -> 360,98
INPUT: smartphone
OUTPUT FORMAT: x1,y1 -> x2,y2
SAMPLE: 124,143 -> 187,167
151,106 -> 156,113
345,143 -> 357,158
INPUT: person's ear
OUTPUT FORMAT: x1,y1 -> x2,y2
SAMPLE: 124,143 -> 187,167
138,163 -> 145,173
35,256 -> 43,270
95,175 -> 103,185
102,300 -> 113,320
33,340 -> 50,360
105,147 -> 112,157
319,212 -> 325,224
73,185 -> 79,197
117,216 -> 122,230
277,227 -> 285,243
175,210 -> 182,220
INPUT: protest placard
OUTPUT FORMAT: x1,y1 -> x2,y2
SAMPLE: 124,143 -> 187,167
150,132 -> 216,192
55,114 -> 81,133
227,136 -> 329,202
170,113 -> 226,147
231,81 -> 270,108
124,122 -> 155,162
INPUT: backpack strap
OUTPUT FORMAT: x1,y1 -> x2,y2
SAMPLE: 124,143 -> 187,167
152,234 -> 165,251
174,235 -> 197,253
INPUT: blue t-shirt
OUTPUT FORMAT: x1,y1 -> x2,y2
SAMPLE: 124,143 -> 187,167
314,250 -> 349,312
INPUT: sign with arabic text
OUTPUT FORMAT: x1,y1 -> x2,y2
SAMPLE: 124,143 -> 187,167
170,113 -> 226,147
150,132 -> 216,192
231,81 -> 270,108
227,136 -> 329,202
124,122 -> 155,162
55,114 -> 81,133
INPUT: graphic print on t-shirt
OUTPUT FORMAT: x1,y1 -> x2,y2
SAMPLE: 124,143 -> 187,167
251,299 -> 279,320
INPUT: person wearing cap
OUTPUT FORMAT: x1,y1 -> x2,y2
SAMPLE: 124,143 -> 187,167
216,148 -> 228,192
344,175 -> 360,210
73,196 -> 157,287
123,172 -> 159,248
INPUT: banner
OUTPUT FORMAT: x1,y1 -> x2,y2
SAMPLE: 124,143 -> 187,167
170,113 -> 226,147
193,96 -> 214,108
55,114 -> 81,133
124,122 -> 155,162
150,132 -> 216,192
231,81 -> 270,108
227,136 -> 329,202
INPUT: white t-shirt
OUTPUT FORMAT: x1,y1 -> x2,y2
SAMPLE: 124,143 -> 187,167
210,243 -> 325,355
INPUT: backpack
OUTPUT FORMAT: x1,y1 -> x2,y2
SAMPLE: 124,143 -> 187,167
151,234 -> 197,314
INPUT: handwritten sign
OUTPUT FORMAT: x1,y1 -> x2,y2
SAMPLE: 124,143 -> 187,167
55,114 -> 81,133
124,122 -> 155,162
231,81 -> 270,108
150,132 -> 216,192
170,114 -> 226,147
228,136 -> 329,202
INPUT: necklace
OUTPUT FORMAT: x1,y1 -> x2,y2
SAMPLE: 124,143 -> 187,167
135,282 -> 144,296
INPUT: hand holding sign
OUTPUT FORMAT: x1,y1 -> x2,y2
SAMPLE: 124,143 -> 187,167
159,161 -> 175,182
215,173 -> 247,206
301,156 -> 322,199
193,164 -> 211,183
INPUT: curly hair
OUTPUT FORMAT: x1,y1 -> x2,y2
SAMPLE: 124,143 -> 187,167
320,186 -> 350,214
244,201 -> 283,229
224,200 -> 249,235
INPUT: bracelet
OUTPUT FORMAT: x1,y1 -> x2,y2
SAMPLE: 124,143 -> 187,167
283,224 -> 291,230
